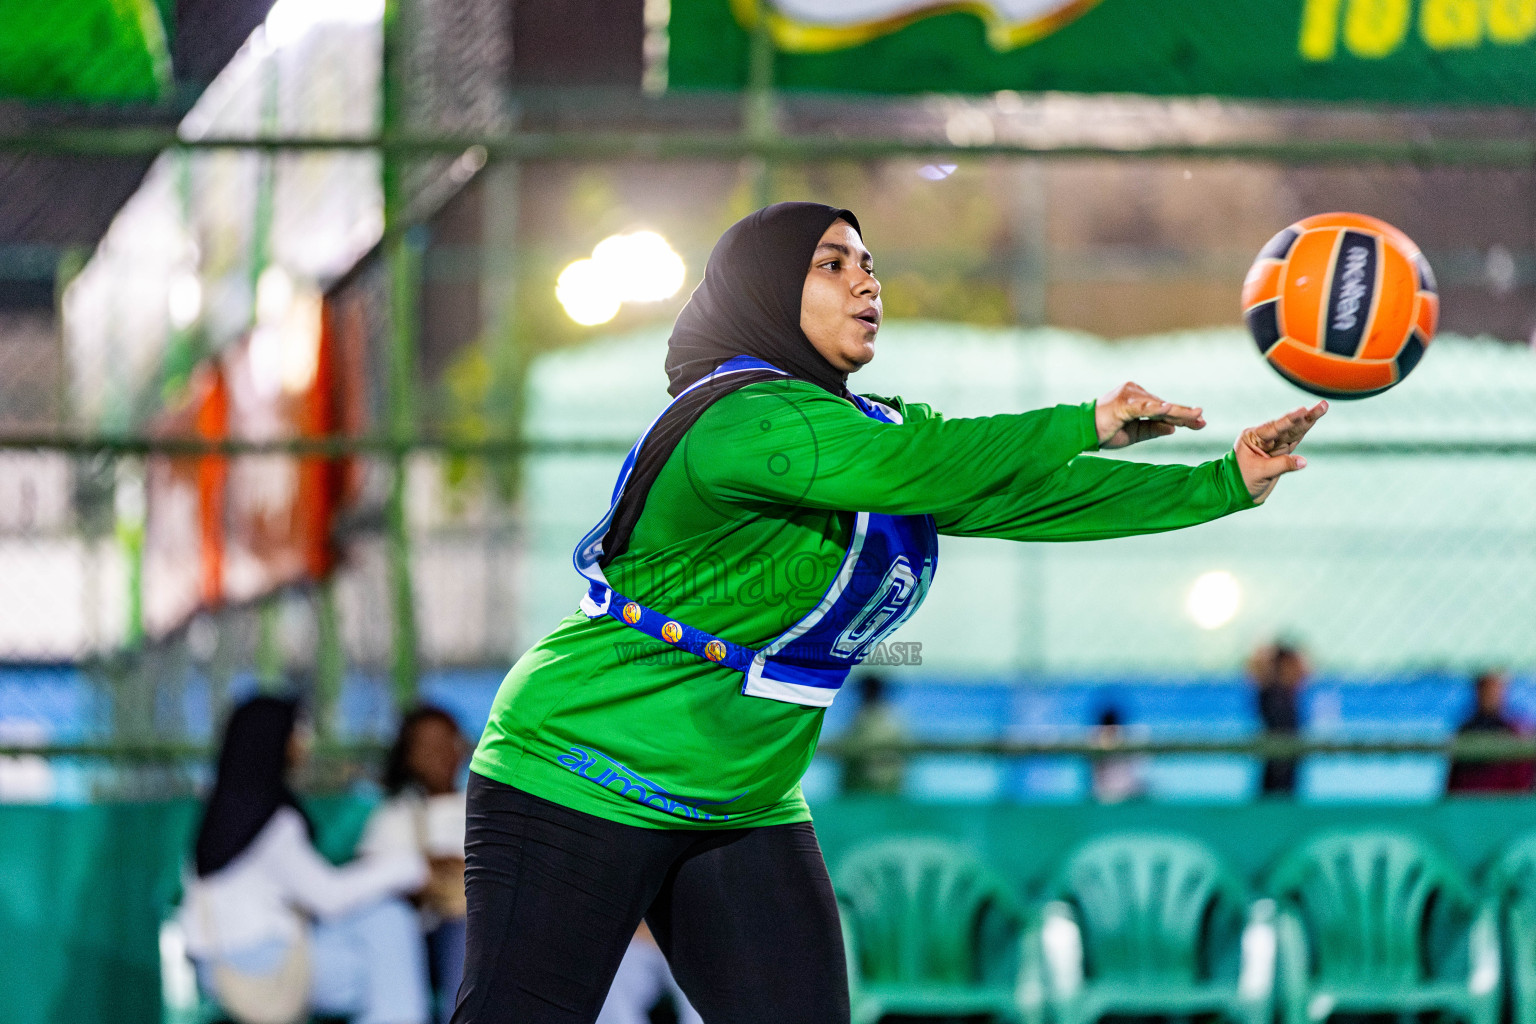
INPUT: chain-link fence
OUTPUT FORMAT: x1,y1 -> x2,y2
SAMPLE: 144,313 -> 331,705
4,0 -> 1536,802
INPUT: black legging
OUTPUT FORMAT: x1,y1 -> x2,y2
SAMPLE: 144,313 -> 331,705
449,772 -> 850,1024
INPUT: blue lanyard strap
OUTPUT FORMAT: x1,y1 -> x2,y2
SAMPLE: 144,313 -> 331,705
591,583 -> 757,672
573,355 -> 790,594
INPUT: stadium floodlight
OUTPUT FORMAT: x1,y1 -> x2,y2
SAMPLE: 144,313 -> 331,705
1186,570 -> 1241,630
590,231 -> 687,303
556,259 -> 623,327
557,231 -> 687,326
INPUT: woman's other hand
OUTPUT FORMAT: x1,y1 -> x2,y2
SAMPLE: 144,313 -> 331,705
1094,381 -> 1206,449
1235,401 -> 1328,503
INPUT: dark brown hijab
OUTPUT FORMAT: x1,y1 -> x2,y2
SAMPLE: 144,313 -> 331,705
664,202 -> 861,398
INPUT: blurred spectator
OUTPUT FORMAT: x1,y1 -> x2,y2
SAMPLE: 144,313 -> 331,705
180,695 -> 430,1024
840,673 -> 907,795
596,922 -> 703,1024
1447,669 -> 1535,794
1091,707 -> 1147,803
1251,642 -> 1309,796
359,706 -> 470,1023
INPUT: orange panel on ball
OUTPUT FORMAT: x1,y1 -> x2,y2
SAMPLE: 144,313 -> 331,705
1267,338 -> 1397,393
1357,240 -> 1415,361
1294,212 -> 1421,258
1415,292 -> 1439,341
1242,258 -> 1284,310
1279,228 -> 1338,350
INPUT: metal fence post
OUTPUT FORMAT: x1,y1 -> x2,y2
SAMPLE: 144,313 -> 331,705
383,0 -> 421,711
744,3 -> 778,209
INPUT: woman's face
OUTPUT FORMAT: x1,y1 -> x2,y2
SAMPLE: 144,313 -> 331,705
800,219 -> 881,373
286,720 -> 314,771
407,716 -> 467,796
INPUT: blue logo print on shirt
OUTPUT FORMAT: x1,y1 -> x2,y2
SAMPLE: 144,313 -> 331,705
556,745 -> 746,822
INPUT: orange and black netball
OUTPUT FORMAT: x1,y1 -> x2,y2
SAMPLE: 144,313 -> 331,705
1242,212 -> 1438,399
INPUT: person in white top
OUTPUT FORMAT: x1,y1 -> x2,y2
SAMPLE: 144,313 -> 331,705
358,706 -> 471,1024
596,923 -> 703,1024
179,695 -> 430,1024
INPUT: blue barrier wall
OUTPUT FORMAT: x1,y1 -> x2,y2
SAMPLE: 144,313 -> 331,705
5,667 -> 1536,804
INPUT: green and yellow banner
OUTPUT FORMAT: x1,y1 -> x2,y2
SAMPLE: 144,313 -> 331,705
670,0 -> 1536,103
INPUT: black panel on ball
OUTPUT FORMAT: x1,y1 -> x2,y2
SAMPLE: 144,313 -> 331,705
1257,228 -> 1301,262
1323,231 -> 1377,359
1413,253 -> 1438,295
1396,331 -> 1427,380
1246,300 -> 1282,355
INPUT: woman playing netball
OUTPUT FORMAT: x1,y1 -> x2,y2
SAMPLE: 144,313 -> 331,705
450,202 -> 1326,1024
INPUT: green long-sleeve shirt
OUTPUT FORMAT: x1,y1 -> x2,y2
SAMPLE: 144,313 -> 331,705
470,379 -> 1256,828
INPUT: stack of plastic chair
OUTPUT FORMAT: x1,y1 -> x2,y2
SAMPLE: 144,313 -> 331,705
1267,829 -> 1499,1024
1019,832 -> 1271,1024
1479,832 -> 1536,1024
835,837 -> 1026,1024
159,916 -> 227,1024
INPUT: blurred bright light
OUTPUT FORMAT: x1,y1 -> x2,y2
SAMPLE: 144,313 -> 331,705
256,266 -> 294,325
556,259 -> 622,327
250,269 -> 322,397
279,290 -> 323,395
167,273 -> 203,330
918,164 -> 958,181
249,326 -> 285,400
114,460 -> 146,526
1186,571 -> 1241,630
557,231 -> 686,326
591,231 -> 687,302
264,0 -> 383,48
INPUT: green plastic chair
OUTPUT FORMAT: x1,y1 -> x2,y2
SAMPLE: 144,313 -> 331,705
1018,831 -> 1270,1024
1482,831 -> 1536,906
1267,829 -> 1499,1024
835,836 -> 1026,1024
1479,832 -> 1536,1024
160,916 -> 224,1024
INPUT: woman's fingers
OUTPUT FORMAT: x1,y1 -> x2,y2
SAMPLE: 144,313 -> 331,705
1129,393 -> 1205,429
1284,401 -> 1328,441
1125,420 -> 1178,444
1236,401 -> 1327,502
1252,402 -> 1328,450
1268,452 -> 1309,475
1252,408 -> 1301,445
1158,403 -> 1206,429
1096,381 -> 1206,446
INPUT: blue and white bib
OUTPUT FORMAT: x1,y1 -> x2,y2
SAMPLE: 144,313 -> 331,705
573,355 -> 939,707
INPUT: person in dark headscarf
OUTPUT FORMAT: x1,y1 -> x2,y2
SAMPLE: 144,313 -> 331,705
194,695 -> 313,876
179,695 -> 431,1024
455,202 -> 1328,1024
664,202 -> 863,399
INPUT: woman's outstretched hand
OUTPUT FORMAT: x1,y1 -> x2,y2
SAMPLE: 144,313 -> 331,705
1094,381 -> 1206,449
1235,401 -> 1329,504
